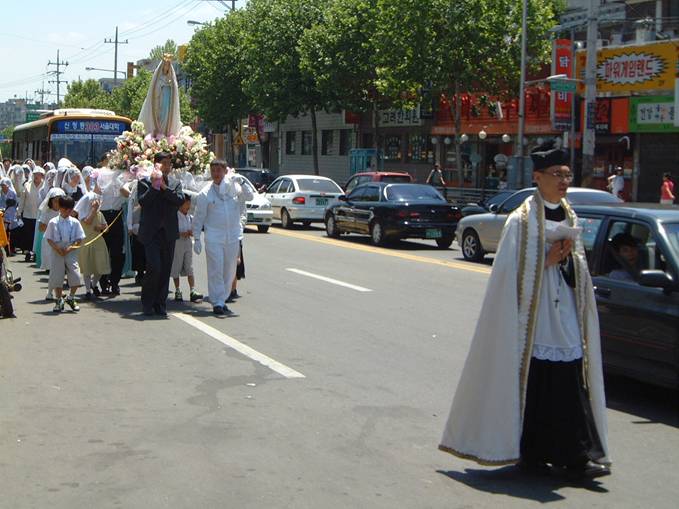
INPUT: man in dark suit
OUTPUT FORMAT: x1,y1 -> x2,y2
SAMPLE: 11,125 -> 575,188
137,152 -> 184,316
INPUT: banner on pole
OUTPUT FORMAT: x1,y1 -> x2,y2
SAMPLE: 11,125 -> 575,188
551,39 -> 573,131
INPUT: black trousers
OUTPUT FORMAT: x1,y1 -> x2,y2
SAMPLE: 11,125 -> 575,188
101,209 -> 124,288
141,229 -> 175,313
520,357 -> 605,468
18,217 -> 35,252
130,234 -> 146,273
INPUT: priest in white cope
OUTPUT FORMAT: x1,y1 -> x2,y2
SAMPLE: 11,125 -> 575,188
439,140 -> 610,480
192,160 -> 253,316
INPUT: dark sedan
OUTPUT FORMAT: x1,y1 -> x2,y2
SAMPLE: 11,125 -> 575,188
573,204 -> 679,389
460,190 -> 514,217
325,183 -> 462,248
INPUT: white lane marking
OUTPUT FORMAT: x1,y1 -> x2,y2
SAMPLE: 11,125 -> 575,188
285,268 -> 373,293
172,312 -> 305,379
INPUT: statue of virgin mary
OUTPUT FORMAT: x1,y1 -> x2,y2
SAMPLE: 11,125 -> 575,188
138,54 -> 182,137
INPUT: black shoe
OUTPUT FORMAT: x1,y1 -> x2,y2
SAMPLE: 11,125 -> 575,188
230,290 -> 240,300
100,285 -> 111,295
110,285 -> 120,296
134,274 -> 144,286
223,305 -> 234,316
92,285 -> 101,297
24,252 -> 31,263
516,459 -> 551,475
213,306 -> 225,315
564,461 -> 611,480
153,305 -> 167,317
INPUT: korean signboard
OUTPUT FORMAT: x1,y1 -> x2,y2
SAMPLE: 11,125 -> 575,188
375,106 -> 422,127
53,120 -> 128,135
576,41 -> 679,94
551,39 -> 573,131
629,96 -> 679,133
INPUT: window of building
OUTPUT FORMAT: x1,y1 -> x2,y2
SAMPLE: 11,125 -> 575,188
339,129 -> 353,156
285,131 -> 296,155
301,130 -> 313,155
321,130 -> 334,156
407,133 -> 433,163
362,133 -> 374,148
383,135 -> 402,161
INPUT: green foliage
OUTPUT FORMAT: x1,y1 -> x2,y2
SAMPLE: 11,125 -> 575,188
184,11 -> 250,130
1,126 -> 15,139
240,0 -> 325,122
149,39 -> 178,61
63,79 -> 111,110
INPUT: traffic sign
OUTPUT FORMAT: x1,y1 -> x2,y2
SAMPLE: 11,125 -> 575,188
550,80 -> 577,93
26,112 -> 40,122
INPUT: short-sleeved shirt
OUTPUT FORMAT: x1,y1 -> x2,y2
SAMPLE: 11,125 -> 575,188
45,215 -> 85,248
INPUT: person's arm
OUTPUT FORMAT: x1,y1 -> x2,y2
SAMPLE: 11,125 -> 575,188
17,186 -> 26,216
137,179 -> 156,206
237,178 -> 254,202
426,170 -> 434,184
161,181 -> 185,207
47,238 -> 64,256
192,193 -> 207,239
439,170 -> 446,187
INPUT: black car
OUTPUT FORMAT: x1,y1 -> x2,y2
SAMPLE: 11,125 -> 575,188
236,168 -> 275,192
573,203 -> 679,389
325,183 -> 462,248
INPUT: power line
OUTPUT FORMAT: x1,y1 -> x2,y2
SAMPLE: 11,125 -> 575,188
119,0 -> 196,37
104,26 -> 129,86
47,50 -> 69,105
34,82 -> 51,108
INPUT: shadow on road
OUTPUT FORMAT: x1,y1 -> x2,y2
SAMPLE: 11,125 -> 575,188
604,374 -> 679,428
437,467 -> 608,502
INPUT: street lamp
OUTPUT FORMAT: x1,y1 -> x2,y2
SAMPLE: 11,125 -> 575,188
85,67 -> 126,79
187,20 -> 208,26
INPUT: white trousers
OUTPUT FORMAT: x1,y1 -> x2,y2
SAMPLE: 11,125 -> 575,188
205,240 -> 240,307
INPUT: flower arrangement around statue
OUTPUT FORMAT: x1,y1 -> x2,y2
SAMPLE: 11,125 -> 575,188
107,121 -> 214,175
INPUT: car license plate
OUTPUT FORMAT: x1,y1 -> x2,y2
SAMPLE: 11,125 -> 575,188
426,229 -> 442,239
316,198 -> 328,206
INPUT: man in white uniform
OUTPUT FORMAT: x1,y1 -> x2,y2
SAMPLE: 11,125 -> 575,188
193,160 -> 253,315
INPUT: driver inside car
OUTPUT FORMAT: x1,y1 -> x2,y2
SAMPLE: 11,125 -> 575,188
608,233 -> 643,282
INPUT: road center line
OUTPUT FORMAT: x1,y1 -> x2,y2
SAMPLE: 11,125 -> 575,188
270,228 -> 492,275
172,312 -> 305,379
286,268 -> 373,293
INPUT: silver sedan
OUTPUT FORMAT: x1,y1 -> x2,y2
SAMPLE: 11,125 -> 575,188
456,187 -> 622,262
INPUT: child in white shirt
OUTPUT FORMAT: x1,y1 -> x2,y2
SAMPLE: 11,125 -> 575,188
45,196 -> 85,312
171,196 -> 202,302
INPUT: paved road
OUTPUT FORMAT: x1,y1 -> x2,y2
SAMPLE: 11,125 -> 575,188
1,224 -> 677,508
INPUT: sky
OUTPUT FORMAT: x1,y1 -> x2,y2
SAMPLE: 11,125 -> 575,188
0,0 -> 246,102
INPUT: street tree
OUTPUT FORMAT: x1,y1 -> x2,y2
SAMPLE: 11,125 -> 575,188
63,79 -> 111,110
149,39 -> 178,61
241,0 -> 325,174
184,11 -> 251,164
299,0 -> 394,151
374,0 -> 561,179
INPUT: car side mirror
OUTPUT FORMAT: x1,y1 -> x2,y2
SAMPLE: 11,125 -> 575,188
638,270 -> 674,291
338,195 -> 348,202
488,203 -> 499,213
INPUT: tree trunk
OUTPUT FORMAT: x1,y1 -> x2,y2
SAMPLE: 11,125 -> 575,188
453,82 -> 463,189
373,99 -> 381,154
310,109 -> 320,176
225,122 -> 234,166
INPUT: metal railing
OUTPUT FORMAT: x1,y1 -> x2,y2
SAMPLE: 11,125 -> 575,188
435,186 -> 502,206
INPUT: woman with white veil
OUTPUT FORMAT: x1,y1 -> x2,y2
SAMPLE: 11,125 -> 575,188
1,177 -> 20,255
61,167 -> 87,203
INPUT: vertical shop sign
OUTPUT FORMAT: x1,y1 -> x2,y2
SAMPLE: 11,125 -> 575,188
551,39 -> 573,130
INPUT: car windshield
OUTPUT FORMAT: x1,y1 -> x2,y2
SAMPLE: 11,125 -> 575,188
296,178 -> 342,193
380,175 -> 411,184
385,184 -> 445,202
665,223 -> 679,262
567,191 -> 623,205
239,177 -> 258,195
483,191 -> 512,208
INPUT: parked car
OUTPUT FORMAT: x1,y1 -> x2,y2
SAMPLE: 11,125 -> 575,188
240,175 -> 273,233
344,171 -> 413,194
324,183 -> 462,248
460,190 -> 515,217
236,168 -> 276,192
572,204 -> 679,389
265,175 -> 344,228
457,187 -> 623,262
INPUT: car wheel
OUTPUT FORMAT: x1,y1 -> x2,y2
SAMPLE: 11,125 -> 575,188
257,225 -> 270,233
325,214 -> 340,238
301,220 -> 312,228
436,235 -> 454,249
280,209 -> 293,229
370,221 -> 387,246
461,229 -> 484,262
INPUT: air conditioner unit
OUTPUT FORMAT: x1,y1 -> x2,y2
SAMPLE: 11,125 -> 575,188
611,33 -> 623,45
597,39 -> 609,48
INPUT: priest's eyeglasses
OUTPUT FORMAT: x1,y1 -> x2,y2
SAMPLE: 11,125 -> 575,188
545,171 -> 574,182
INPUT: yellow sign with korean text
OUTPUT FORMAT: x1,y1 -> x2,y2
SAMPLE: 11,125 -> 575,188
576,41 -> 679,94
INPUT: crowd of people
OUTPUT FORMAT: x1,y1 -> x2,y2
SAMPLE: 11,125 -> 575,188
0,155 -> 251,318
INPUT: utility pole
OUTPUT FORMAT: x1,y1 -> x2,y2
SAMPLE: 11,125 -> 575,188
582,0 -> 599,186
35,82 -> 51,109
105,26 -> 129,87
48,50 -> 69,105
516,0 -> 529,188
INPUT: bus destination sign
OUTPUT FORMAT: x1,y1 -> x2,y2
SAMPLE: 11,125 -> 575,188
54,120 -> 128,135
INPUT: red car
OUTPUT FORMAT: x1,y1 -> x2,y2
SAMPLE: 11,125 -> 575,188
344,171 -> 413,194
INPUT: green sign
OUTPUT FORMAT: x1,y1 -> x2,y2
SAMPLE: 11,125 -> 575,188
629,96 -> 679,133
25,112 -> 40,122
550,80 -> 576,93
